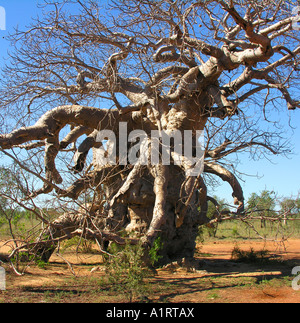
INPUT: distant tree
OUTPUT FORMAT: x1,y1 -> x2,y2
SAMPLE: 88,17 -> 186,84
280,197 -> 300,225
280,197 -> 300,215
247,190 -> 276,228
204,195 -> 230,237
0,165 -> 26,242
0,166 -> 25,211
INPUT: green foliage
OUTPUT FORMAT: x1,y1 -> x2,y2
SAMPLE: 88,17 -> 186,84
60,236 -> 95,254
197,190 -> 300,242
35,258 -> 49,269
280,197 -> 300,217
103,242 -> 152,302
199,196 -> 230,238
206,196 -> 229,219
231,225 -> 239,238
247,190 -> 276,217
0,165 -> 36,239
231,246 -> 270,263
148,236 -> 164,266
0,165 -> 25,208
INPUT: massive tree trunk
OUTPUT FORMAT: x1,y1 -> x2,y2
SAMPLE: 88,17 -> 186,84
2,94 -> 214,265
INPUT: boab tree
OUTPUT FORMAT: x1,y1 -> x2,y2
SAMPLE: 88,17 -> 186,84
0,0 -> 299,265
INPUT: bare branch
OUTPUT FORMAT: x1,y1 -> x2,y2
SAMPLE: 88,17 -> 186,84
204,162 -> 245,213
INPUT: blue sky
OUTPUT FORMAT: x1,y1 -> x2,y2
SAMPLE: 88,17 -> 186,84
0,1 -> 300,204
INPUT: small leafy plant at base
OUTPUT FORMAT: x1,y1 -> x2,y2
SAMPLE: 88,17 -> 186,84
148,236 -> 164,266
231,246 -> 270,263
103,242 -> 153,302
35,258 -> 49,269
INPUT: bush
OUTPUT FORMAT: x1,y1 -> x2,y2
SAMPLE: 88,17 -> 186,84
103,242 -> 152,302
231,246 -> 270,263
148,236 -> 164,266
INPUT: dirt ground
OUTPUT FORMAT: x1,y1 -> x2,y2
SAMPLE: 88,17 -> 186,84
0,238 -> 299,303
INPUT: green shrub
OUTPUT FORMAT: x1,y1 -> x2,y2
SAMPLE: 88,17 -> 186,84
231,246 -> 270,263
103,242 -> 152,302
148,236 -> 164,266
